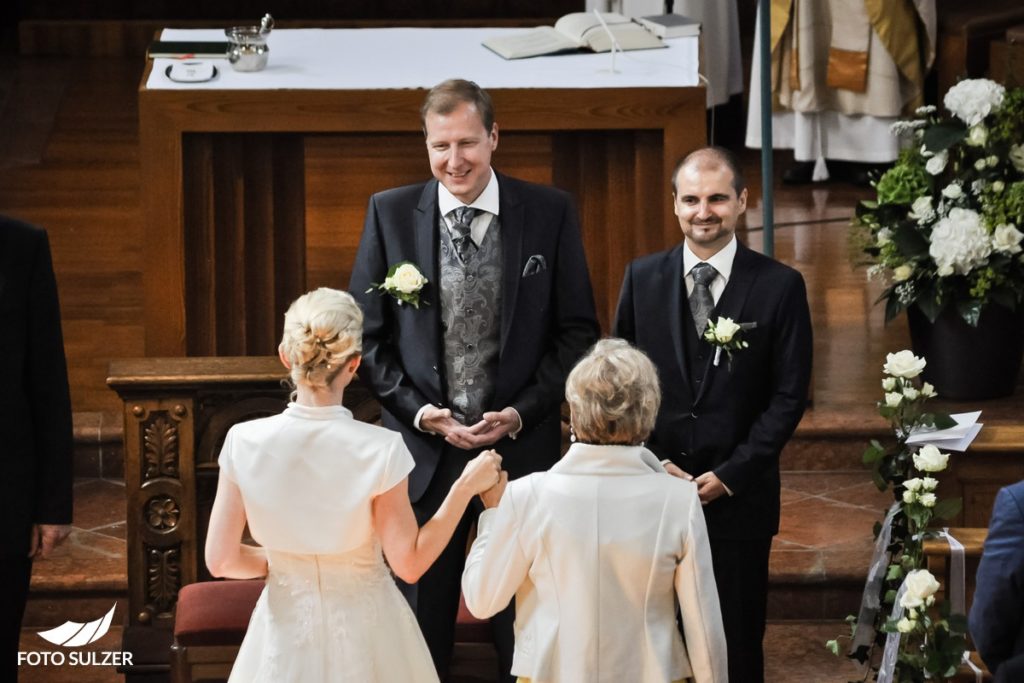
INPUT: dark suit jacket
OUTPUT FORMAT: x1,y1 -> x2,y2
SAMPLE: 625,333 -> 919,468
970,480 -> 1024,676
614,240 -> 812,539
0,217 -> 74,555
349,173 -> 599,502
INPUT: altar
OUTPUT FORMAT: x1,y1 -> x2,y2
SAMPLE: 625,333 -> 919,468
139,27 -> 707,356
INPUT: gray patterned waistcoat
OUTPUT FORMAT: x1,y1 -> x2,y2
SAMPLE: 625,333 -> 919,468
438,213 -> 502,425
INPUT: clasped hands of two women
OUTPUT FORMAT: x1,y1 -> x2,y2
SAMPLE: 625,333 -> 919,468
460,449 -> 508,509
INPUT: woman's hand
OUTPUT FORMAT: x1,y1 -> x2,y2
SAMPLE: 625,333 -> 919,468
458,449 -> 502,494
480,471 -> 508,509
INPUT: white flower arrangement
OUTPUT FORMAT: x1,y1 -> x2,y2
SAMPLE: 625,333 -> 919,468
856,78 -> 1024,326
366,261 -> 428,308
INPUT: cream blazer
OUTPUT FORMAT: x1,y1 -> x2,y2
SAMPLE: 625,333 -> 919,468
462,443 -> 728,683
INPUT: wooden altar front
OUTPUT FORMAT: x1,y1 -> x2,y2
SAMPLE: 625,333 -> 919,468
139,30 -> 708,357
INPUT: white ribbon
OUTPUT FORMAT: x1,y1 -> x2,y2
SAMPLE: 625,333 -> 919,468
962,651 -> 983,683
713,347 -> 722,367
877,579 -> 910,683
851,502 -> 901,652
939,528 -> 966,616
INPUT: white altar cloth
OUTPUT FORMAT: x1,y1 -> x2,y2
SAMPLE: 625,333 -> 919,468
146,28 -> 699,91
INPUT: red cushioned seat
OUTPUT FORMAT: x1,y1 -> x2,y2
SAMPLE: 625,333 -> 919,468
174,579 -> 264,647
455,593 -> 493,643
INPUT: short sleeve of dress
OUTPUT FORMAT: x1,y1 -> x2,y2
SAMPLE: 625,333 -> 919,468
217,428 -> 237,483
378,433 -> 415,495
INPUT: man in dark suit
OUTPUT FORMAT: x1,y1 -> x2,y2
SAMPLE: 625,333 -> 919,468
614,146 -> 812,683
350,79 -> 598,682
1,216 -> 74,681
970,479 -> 1024,682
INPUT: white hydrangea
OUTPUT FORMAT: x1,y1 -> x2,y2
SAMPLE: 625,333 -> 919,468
877,227 -> 894,246
992,224 -> 1024,255
929,207 -> 992,276
943,78 -> 1006,126
942,182 -> 963,200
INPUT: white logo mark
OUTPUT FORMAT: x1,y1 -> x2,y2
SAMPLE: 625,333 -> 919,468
37,604 -> 116,647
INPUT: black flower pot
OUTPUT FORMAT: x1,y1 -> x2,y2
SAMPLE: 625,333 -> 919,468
907,304 -> 1024,400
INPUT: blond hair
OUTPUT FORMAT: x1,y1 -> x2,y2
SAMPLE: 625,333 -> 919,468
280,288 -> 363,392
565,339 -> 661,445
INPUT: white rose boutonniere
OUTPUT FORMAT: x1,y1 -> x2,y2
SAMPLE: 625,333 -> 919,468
367,261 -> 428,308
703,316 -> 754,368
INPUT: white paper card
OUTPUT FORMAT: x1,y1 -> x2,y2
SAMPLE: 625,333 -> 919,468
907,411 -> 983,452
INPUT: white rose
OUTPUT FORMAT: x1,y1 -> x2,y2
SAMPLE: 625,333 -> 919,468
993,180 -> 1006,193
921,382 -> 937,397
913,444 -> 950,473
909,196 -> 935,224
884,350 -> 927,378
943,78 -> 1006,126
877,228 -> 893,246
903,489 -> 917,504
712,317 -> 740,342
926,150 -> 948,175
942,182 -> 963,200
916,105 -> 937,116
929,207 -> 993,276
1011,144 -> 1024,173
900,569 -> 941,609
897,617 -> 916,634
392,264 -> 426,294
882,377 -> 898,391
919,492 -> 937,508
992,224 -> 1024,255
966,124 -> 988,147
903,385 -> 919,400
904,477 -> 923,492
987,155 -> 999,168
974,158 -> 987,172
893,264 -> 914,282
885,392 -> 904,408
921,476 -> 938,491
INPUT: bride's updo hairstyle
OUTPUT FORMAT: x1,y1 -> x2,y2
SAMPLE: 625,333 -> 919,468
280,288 -> 363,392
565,338 -> 661,445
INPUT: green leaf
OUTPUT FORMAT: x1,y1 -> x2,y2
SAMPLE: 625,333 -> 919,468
863,442 -> 887,464
932,497 -> 963,521
947,613 -> 968,634
956,298 -> 983,327
916,293 -> 944,323
825,639 -> 840,656
886,563 -> 905,581
872,467 -> 888,492
892,223 -> 930,258
922,121 -> 967,152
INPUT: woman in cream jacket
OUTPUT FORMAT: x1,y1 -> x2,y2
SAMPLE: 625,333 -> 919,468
463,339 -> 727,683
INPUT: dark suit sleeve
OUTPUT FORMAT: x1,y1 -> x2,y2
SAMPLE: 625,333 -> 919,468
349,194 -> 431,425
507,196 -> 599,427
714,271 -> 812,493
970,486 -> 1024,674
612,260 -> 637,343
27,230 -> 74,525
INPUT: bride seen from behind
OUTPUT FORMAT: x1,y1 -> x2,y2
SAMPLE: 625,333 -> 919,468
204,287 -> 502,682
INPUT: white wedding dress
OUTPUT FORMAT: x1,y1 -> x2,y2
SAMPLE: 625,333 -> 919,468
218,402 -> 439,683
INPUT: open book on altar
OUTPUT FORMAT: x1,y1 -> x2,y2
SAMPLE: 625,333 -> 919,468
482,12 -> 665,60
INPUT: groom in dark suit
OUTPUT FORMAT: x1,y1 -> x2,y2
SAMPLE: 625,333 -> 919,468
1,216 -> 74,681
614,147 -> 812,683
350,79 -> 598,681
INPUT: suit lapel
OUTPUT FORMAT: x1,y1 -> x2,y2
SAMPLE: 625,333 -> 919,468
666,245 -> 692,391
692,242 -> 759,406
415,181 -> 444,399
497,173 -> 524,351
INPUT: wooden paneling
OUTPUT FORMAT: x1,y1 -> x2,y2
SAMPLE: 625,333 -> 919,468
936,425 -> 1024,527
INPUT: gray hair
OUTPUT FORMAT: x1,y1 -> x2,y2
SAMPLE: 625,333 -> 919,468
565,339 -> 661,445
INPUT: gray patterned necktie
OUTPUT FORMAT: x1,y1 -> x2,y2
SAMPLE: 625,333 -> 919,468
449,206 -> 478,264
689,262 -> 718,337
